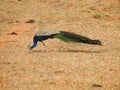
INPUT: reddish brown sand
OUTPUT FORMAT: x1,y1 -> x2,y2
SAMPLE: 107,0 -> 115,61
0,0 -> 120,90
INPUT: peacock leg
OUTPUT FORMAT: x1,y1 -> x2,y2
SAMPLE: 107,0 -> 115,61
41,41 -> 48,52
42,41 -> 46,46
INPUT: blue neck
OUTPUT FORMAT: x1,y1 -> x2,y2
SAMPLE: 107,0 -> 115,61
31,40 -> 37,49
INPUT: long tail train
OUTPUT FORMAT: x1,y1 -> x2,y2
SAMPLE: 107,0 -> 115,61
54,31 -> 102,45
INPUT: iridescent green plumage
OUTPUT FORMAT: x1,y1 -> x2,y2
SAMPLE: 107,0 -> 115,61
29,30 -> 102,50
54,31 -> 102,45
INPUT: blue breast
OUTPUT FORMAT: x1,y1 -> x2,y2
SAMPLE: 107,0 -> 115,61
34,36 -> 50,42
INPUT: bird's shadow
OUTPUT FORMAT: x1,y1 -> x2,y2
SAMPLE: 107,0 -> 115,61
31,49 -> 101,53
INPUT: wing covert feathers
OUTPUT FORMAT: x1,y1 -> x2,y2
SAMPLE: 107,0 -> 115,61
35,30 -> 60,36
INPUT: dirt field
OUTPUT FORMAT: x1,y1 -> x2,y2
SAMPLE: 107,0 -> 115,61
0,0 -> 120,90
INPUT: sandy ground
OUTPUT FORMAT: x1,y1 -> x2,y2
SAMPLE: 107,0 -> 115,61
0,0 -> 120,90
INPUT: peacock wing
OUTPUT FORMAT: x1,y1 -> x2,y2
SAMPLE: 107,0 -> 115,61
35,30 -> 60,36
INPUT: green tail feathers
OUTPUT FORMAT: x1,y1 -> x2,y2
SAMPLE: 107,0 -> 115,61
54,34 -> 79,42
54,31 -> 102,45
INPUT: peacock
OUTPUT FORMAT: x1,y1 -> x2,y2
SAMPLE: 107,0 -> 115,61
29,30 -> 102,50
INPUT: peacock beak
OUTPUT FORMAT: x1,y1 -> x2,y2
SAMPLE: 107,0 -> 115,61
28,45 -> 32,50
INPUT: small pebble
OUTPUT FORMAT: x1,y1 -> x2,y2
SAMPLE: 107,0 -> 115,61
25,19 -> 35,23
92,84 -> 102,88
7,32 -> 18,35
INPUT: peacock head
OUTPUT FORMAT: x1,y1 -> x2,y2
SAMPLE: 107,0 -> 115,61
28,44 -> 33,50
28,41 -> 38,50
